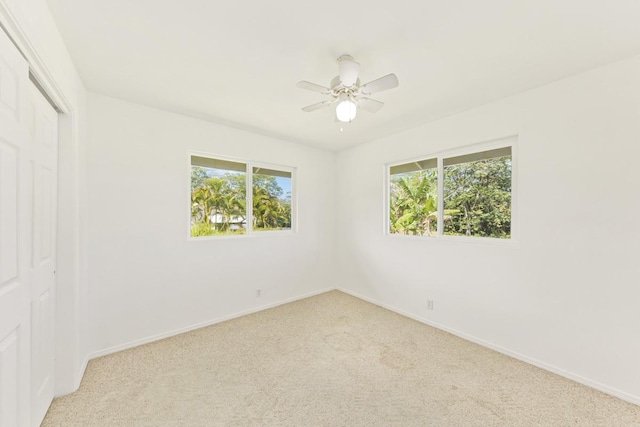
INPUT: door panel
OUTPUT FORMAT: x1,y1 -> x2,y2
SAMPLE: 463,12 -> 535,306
0,25 -> 31,427
28,83 -> 58,427
0,141 -> 18,284
0,55 -> 20,122
0,330 -> 19,427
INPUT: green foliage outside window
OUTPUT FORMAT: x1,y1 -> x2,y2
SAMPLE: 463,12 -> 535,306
253,174 -> 292,231
389,169 -> 439,236
389,153 -> 511,239
190,166 -> 291,237
444,156 -> 511,238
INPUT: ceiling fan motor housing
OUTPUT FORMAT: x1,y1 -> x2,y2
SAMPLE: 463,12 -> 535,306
330,76 -> 361,97
337,54 -> 360,87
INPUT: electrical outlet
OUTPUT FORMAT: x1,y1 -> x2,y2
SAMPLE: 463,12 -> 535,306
256,289 -> 261,297
427,299 -> 434,310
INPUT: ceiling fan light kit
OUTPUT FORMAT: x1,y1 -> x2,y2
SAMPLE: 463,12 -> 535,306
336,93 -> 357,123
297,54 -> 399,124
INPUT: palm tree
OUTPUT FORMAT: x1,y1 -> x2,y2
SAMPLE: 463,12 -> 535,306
390,171 -> 438,236
191,185 -> 213,225
253,187 -> 284,229
201,177 -> 228,230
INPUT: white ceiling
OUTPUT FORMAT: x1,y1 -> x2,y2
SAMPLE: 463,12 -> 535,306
46,0 -> 640,151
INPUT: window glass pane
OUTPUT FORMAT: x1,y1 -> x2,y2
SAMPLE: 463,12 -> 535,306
252,167 -> 292,231
389,159 -> 438,236
443,149 -> 511,238
190,156 -> 247,237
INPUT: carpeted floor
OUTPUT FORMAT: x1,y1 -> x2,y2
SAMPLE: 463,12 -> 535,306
42,290 -> 640,426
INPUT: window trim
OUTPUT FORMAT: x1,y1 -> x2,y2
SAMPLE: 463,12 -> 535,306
188,151 -> 297,240
385,135 -> 517,245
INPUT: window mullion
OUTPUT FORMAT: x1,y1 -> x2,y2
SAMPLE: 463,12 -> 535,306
437,157 -> 444,237
246,162 -> 253,234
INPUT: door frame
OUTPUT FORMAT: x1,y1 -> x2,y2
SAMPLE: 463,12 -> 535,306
0,2 -> 87,395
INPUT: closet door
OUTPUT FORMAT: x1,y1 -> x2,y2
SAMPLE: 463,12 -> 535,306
28,83 -> 58,427
0,26 -> 31,427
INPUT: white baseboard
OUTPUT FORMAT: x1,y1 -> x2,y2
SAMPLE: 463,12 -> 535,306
53,355 -> 90,398
336,287 -> 640,407
75,356 -> 89,389
88,287 -> 335,360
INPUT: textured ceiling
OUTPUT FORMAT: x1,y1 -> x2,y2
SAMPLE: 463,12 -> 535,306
46,0 -> 640,151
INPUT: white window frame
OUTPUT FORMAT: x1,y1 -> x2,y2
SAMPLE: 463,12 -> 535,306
385,135 -> 517,245
188,151 -> 297,240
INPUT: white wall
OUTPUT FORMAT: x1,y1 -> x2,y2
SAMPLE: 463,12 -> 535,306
87,93 -> 336,355
336,55 -> 640,404
0,0 -> 89,395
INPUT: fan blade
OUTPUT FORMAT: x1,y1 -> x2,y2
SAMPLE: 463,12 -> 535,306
296,80 -> 330,94
361,73 -> 399,94
302,99 -> 334,112
358,97 -> 384,113
338,55 -> 360,87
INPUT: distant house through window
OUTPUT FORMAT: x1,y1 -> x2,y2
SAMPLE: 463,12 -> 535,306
190,154 -> 295,238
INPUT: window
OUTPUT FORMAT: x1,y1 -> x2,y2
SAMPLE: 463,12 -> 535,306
190,154 -> 294,238
389,158 -> 438,236
252,167 -> 292,232
443,147 -> 511,239
387,139 -> 514,240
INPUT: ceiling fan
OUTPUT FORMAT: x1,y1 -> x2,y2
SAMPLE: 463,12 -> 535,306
297,55 -> 399,123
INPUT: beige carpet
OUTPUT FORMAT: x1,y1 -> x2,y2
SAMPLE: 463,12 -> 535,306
42,290 -> 640,426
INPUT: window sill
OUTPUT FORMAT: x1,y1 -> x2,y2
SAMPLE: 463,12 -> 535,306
385,232 -> 518,247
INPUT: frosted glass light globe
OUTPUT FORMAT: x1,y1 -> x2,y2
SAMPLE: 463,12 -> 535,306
336,99 -> 357,123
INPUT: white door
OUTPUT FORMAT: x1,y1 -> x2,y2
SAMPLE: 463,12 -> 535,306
27,84 -> 58,427
0,27 -> 32,427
